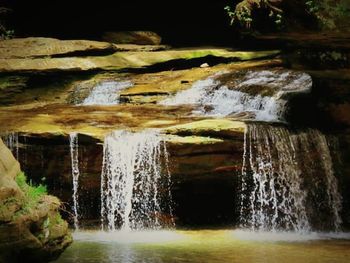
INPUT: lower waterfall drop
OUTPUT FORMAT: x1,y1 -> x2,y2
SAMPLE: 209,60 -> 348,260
100,129 -> 173,231
240,124 -> 342,232
293,129 -> 343,231
69,132 -> 81,230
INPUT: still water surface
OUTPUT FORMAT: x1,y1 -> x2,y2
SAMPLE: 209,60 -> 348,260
54,230 -> 350,263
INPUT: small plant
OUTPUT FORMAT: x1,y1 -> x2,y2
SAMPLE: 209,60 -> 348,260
1,29 -> 14,40
0,6 -> 14,40
15,172 -> 47,212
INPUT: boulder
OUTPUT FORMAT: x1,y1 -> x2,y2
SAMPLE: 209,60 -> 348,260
0,139 -> 72,263
102,31 -> 162,45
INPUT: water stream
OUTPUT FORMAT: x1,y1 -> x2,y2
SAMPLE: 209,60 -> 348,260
100,130 -> 173,231
69,132 -> 81,230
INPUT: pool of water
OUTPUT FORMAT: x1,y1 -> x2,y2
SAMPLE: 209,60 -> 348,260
53,230 -> 350,263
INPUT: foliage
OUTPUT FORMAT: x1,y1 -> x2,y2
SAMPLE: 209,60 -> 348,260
225,0 -> 350,31
225,0 -> 284,30
305,0 -> 350,29
15,172 -> 47,212
225,5 -> 253,28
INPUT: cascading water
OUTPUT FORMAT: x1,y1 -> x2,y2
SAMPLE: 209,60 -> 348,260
100,129 -> 173,231
69,132 -> 81,230
80,81 -> 133,106
240,124 -> 342,232
160,78 -> 284,121
160,70 -> 311,122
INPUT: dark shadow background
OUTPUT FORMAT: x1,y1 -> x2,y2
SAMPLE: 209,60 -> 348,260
2,0 -> 239,46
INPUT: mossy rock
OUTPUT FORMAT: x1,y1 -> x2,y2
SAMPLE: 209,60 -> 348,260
0,139 -> 72,263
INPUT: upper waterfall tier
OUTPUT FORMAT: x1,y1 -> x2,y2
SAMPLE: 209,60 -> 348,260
160,70 -> 312,122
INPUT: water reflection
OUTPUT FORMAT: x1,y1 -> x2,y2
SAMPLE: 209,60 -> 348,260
73,230 -> 184,244
54,230 -> 350,263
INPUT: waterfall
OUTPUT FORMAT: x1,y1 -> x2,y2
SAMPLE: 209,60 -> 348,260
80,81 -> 133,106
100,129 -> 173,231
240,124 -> 342,232
2,132 -> 19,159
69,132 -> 81,230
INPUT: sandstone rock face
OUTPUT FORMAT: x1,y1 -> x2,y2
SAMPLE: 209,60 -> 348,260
102,31 -> 162,45
0,44 -> 278,73
0,139 -> 72,263
0,37 -> 116,59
